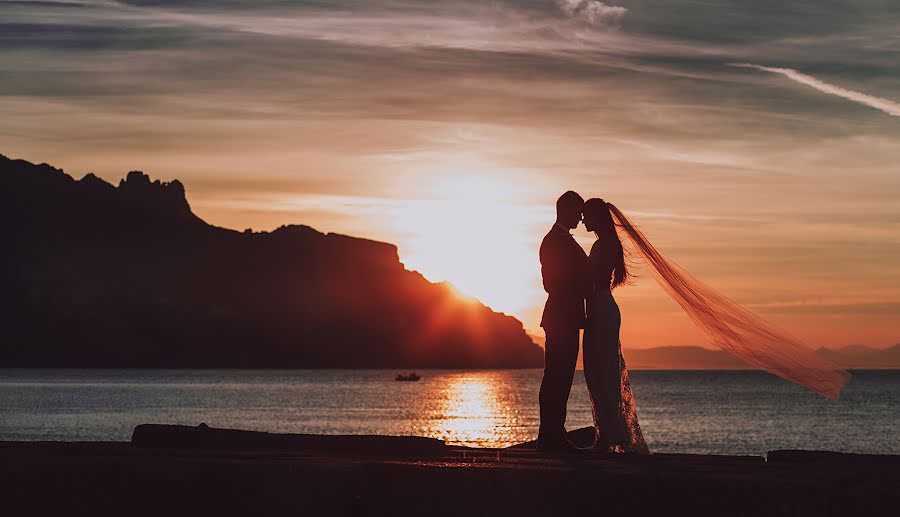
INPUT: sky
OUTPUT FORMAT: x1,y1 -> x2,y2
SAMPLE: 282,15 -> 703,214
2,0 -> 899,349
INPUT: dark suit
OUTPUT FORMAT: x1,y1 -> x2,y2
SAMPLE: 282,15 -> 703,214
538,224 -> 590,445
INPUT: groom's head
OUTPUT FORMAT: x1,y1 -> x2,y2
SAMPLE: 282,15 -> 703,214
556,191 -> 584,230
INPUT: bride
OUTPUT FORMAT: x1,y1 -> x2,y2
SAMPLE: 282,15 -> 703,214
578,198 -> 850,453
581,198 -> 648,453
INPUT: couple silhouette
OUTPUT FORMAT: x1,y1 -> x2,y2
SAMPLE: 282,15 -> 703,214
535,190 -> 851,453
537,192 -> 647,453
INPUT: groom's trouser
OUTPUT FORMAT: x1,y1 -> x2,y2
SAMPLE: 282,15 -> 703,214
538,326 -> 580,445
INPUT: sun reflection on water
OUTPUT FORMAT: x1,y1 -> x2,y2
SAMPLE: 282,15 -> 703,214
419,373 -> 522,448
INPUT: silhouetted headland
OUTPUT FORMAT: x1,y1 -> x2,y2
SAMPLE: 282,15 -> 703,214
0,154 -> 542,368
1,423 -> 896,516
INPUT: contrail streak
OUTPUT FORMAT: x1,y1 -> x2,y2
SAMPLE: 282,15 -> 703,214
729,63 -> 900,117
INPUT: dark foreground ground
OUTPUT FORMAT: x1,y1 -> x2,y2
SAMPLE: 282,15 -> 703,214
2,424 -> 897,517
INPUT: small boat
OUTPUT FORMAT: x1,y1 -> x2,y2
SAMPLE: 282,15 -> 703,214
395,372 -> 421,382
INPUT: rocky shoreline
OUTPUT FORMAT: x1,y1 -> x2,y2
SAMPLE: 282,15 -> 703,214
2,424 -> 897,516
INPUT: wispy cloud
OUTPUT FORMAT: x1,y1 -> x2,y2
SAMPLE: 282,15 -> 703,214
556,0 -> 627,26
729,63 -> 900,117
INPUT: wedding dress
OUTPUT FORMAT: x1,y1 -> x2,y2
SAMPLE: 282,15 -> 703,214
582,238 -> 649,453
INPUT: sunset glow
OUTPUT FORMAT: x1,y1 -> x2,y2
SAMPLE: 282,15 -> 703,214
2,0 -> 898,349
393,169 -> 546,317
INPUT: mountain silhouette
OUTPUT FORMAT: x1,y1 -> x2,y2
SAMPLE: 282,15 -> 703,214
0,154 -> 543,368
815,344 -> 900,369
625,345 -> 900,370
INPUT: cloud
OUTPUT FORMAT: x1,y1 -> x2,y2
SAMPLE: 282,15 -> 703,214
729,63 -> 900,117
556,0 -> 626,26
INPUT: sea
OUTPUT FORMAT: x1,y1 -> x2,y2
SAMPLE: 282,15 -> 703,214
1,369 -> 897,456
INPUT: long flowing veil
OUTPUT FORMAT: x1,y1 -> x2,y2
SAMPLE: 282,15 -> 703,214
607,203 -> 851,400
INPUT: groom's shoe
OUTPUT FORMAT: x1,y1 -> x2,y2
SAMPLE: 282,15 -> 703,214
536,438 -> 580,454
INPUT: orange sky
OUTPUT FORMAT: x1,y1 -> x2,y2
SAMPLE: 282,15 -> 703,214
2,1 -> 898,350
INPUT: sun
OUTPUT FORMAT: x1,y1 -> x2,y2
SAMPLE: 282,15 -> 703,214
391,170 -> 547,319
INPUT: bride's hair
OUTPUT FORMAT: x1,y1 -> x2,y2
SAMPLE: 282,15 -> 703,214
602,201 -> 851,400
584,198 -> 629,289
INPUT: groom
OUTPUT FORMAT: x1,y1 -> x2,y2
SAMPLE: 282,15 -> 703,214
537,191 -> 590,452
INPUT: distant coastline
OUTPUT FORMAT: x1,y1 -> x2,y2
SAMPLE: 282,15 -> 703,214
2,154 -> 896,370
623,344 -> 900,370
